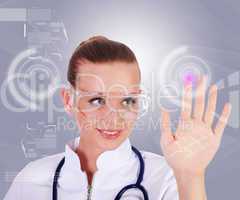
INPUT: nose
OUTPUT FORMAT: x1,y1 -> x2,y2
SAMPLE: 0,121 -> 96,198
106,97 -> 125,112
97,108 -> 125,128
102,107 -> 124,119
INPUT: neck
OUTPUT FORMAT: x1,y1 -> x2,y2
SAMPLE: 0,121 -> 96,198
76,136 -> 103,184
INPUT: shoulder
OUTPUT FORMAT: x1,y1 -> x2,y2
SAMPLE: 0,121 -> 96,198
4,153 -> 65,200
14,152 -> 64,186
139,151 -> 179,199
140,150 -> 176,182
141,150 -> 170,169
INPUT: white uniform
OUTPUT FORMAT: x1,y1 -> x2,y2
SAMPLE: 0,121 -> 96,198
4,136 -> 179,200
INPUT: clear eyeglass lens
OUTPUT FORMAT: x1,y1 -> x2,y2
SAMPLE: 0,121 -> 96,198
71,90 -> 149,118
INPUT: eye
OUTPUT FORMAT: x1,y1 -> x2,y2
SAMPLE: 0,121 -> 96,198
122,97 -> 137,107
88,97 -> 106,107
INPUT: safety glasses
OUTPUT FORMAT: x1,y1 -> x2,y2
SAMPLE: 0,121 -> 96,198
69,87 -> 150,119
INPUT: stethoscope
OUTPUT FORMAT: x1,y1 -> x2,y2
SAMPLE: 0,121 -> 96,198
52,146 -> 149,200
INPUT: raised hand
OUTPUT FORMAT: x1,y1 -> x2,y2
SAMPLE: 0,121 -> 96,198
160,75 -> 232,175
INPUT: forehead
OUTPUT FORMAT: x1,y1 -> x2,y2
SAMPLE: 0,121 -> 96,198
74,61 -> 141,94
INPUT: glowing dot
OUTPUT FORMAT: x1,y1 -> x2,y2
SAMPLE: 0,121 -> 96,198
183,71 -> 198,86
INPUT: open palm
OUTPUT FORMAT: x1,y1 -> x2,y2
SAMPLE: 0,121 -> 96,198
160,76 -> 232,174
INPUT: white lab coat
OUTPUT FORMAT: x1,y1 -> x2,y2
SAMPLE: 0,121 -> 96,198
4,136 -> 179,200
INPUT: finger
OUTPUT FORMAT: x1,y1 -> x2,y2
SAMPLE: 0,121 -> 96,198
204,84 -> 218,126
214,103 -> 232,139
180,82 -> 193,120
160,108 -> 174,146
193,75 -> 207,120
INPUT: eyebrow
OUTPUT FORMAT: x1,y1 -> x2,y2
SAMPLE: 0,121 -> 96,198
78,88 -> 142,95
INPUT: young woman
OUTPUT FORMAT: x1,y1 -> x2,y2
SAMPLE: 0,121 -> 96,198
4,36 -> 231,200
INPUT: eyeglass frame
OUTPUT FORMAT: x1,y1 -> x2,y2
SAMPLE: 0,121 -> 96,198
67,85 -> 151,118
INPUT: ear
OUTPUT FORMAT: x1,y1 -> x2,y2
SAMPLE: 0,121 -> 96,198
60,87 -> 74,116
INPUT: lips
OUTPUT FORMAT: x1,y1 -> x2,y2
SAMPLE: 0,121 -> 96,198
96,128 -> 122,140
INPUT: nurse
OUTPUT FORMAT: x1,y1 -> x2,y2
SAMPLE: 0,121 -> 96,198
4,36 -> 231,200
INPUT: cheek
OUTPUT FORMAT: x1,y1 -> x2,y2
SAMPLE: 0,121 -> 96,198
123,113 -> 138,128
75,111 -> 98,131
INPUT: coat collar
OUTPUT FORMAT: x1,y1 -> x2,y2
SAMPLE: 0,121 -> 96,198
59,136 -> 136,192
65,136 -> 133,170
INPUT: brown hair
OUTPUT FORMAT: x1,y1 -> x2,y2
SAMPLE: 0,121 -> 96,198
67,35 -> 139,87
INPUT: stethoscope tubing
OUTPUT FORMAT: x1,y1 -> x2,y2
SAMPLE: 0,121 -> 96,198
52,146 -> 149,200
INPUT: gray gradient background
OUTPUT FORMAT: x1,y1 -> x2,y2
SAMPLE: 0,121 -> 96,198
0,0 -> 240,199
